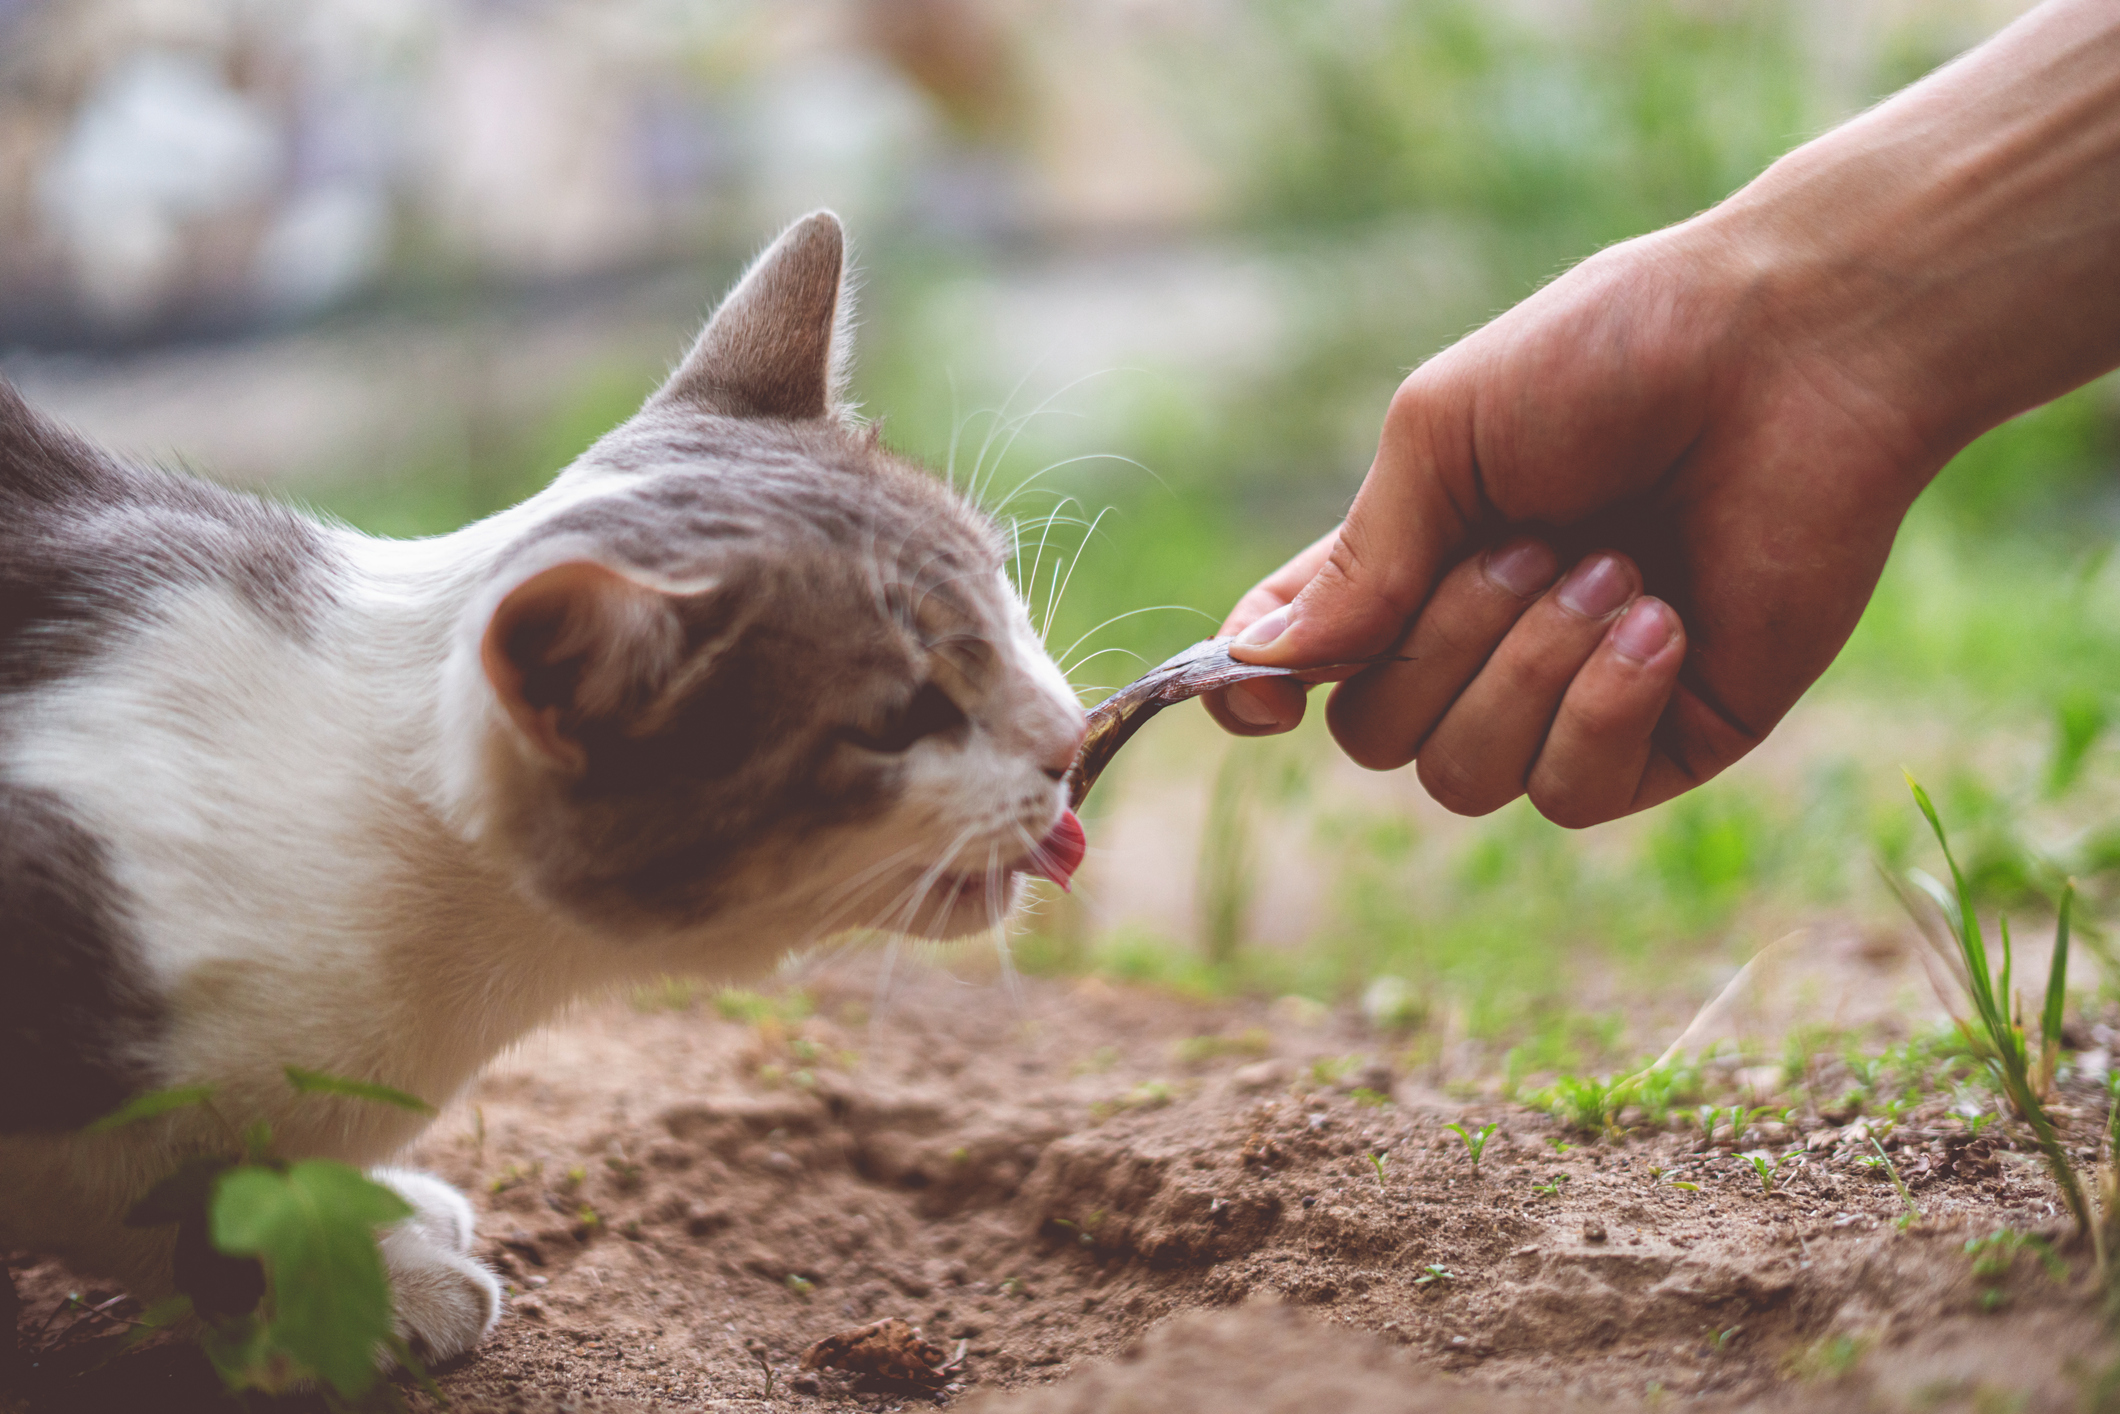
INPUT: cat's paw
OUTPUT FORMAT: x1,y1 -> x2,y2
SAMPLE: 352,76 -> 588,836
371,1168 -> 499,1362
372,1167 -> 480,1255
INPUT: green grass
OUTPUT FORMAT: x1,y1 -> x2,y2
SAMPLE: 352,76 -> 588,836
1897,775 -> 2098,1264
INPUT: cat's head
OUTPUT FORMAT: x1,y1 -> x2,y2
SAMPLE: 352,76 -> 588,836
441,213 -> 1085,946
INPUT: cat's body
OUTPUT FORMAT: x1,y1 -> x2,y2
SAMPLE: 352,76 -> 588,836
0,213 -> 1085,1359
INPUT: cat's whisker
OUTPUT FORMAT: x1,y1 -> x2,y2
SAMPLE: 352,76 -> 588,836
1006,502 -> 1094,602
1055,606 -> 1215,675
1061,654 -> 1148,686
963,358 -> 1051,508
801,843 -> 934,928
1016,495 -> 1082,608
862,823 -> 984,941
1043,504 -> 1114,643
972,366 -> 1139,510
942,368 -> 964,490
870,934 -> 905,1027
987,453 -> 1156,523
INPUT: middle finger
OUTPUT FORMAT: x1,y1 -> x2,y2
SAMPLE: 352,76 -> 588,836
1412,551 -> 1642,816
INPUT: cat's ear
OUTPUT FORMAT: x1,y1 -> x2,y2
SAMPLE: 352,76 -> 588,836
652,211 -> 851,422
479,560 -> 703,774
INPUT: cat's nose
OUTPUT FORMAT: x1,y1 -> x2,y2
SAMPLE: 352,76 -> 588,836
1040,719 -> 1087,782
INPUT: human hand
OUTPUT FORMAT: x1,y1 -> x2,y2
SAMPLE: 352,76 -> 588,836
1208,222 -> 1929,825
1208,0 -> 2120,826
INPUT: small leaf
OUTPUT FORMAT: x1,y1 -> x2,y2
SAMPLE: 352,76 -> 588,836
212,1161 -> 413,1397
284,1067 -> 436,1115
85,1085 -> 218,1133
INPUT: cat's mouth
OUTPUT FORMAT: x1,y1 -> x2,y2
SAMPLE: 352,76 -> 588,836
920,809 -> 1088,912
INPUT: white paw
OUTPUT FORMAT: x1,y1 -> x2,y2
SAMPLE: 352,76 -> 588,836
372,1166 -> 479,1254
371,1168 -> 500,1362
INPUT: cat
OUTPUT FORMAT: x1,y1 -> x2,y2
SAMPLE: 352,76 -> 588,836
0,211 -> 1089,1363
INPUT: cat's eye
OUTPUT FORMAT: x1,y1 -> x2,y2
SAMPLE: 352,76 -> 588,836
845,681 -> 968,753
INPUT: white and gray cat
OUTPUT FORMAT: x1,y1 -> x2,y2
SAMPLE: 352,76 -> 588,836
0,212 -> 1088,1361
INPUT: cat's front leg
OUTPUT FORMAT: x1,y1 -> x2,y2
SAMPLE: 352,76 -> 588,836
370,1167 -> 500,1364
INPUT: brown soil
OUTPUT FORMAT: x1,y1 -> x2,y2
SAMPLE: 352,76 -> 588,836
7,958 -> 2113,1413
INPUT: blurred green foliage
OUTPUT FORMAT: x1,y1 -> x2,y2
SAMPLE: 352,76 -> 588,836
298,0 -> 2120,1063
1245,0 -> 1806,255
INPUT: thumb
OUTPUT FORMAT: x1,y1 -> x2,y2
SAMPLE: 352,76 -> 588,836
1230,388 -> 1477,667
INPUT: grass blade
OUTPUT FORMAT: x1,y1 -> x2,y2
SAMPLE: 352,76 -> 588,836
2043,882 -> 2074,1093
1898,774 -> 2099,1267
1904,772 -> 2002,1032
283,1067 -> 436,1115
85,1085 -> 218,1133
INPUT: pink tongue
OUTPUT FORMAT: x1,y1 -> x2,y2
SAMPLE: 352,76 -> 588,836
1029,810 -> 1088,891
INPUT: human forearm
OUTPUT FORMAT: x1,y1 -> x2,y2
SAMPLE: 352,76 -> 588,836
1703,0 -> 2120,486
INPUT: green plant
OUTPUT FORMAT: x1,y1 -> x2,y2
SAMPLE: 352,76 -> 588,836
1310,1055 -> 1361,1087
1532,1174 -> 1571,1197
1786,1333 -> 1869,1381
629,976 -> 698,1013
1864,1139 -> 1920,1224
1173,1030 -> 1274,1065
1365,1151 -> 1390,1188
1743,1149 -> 1797,1195
488,1161 -> 540,1195
1412,1263 -> 1453,1286
1444,1121 -> 1500,1169
1532,1074 -> 1635,1136
1965,1230 -> 2067,1311
91,1071 -> 440,1406
1349,1087 -> 1392,1108
1629,1060 -> 1705,1125
712,988 -> 812,1025
1899,774 -> 2097,1266
783,1274 -> 815,1300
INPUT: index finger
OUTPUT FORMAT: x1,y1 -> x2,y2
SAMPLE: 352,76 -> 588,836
1205,529 -> 1340,736
1216,528 -> 1340,637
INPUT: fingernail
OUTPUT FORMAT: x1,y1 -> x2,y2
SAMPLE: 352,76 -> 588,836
1557,554 -> 1631,619
1611,598 -> 1675,662
1484,539 -> 1557,598
1235,603 -> 1293,648
1225,684 -> 1279,727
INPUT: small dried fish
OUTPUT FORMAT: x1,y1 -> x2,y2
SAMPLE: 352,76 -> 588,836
1063,637 -> 1384,809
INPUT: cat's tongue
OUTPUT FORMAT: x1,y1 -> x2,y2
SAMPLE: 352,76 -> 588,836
1029,810 -> 1088,892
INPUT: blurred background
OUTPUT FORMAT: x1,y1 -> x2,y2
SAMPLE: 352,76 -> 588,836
4,0 -> 2115,1087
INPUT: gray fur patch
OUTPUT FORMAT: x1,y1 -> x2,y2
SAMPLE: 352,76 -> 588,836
0,379 -> 340,693
0,780 -> 164,1132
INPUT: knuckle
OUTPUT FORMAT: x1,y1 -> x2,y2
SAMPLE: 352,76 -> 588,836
1564,694 -> 1638,745
1482,641 -> 1573,704
1342,730 -> 1415,774
1527,776 -> 1612,830
1384,373 -> 1428,429
1416,748 -> 1509,818
1329,524 -> 1423,623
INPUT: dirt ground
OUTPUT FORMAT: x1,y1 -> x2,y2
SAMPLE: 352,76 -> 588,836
7,954 -> 2114,1414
